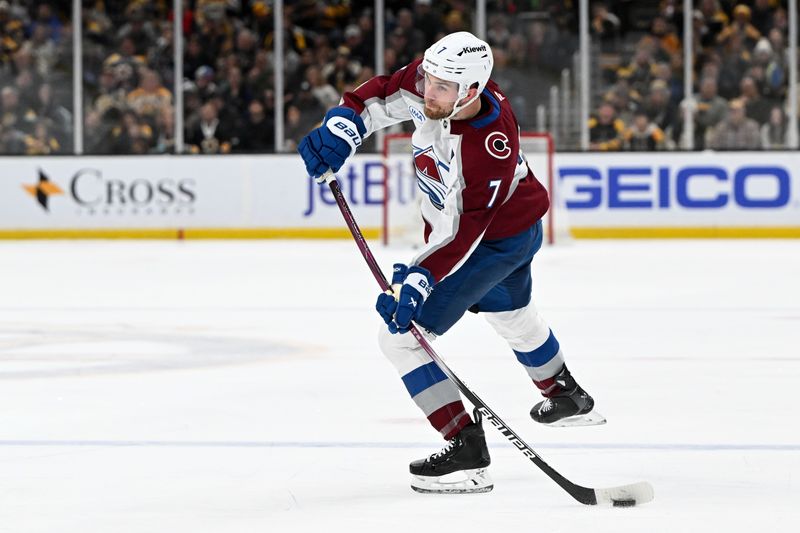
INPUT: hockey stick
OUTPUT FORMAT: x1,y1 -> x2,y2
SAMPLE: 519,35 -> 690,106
319,170 -> 653,506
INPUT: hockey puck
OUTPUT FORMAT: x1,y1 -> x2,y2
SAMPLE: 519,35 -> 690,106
612,499 -> 636,508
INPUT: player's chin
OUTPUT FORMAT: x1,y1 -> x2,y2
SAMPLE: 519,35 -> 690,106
423,105 -> 450,120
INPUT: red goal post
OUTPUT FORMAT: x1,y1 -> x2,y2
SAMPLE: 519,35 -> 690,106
381,131 -> 561,247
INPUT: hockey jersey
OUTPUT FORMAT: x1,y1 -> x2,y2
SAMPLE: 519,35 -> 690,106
341,58 -> 550,282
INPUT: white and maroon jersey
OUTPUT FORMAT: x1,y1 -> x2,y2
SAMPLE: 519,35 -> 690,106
341,58 -> 550,283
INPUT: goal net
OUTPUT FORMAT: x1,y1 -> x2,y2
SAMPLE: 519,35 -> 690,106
381,131 -> 567,247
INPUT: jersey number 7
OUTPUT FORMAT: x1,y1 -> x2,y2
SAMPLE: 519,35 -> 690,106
487,179 -> 502,208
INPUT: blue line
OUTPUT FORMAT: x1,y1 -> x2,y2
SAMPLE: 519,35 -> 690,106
0,306 -> 797,313
0,306 -> 367,312
0,440 -> 797,451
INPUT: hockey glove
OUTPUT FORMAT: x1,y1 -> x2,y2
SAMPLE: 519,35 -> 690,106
297,106 -> 366,180
375,263 -> 408,325
387,265 -> 435,334
392,265 -> 434,333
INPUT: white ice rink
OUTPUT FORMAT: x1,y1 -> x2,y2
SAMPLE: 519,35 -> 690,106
1,238 -> 798,533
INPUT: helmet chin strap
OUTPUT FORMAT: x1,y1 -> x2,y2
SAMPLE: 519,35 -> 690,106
445,86 -> 480,120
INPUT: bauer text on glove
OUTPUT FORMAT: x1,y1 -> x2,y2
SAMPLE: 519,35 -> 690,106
297,107 -> 366,179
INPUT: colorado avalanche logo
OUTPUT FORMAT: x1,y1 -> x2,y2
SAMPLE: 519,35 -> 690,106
413,145 -> 448,210
485,131 -> 511,159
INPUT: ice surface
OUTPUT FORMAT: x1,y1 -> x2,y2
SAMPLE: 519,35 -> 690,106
0,239 -> 798,532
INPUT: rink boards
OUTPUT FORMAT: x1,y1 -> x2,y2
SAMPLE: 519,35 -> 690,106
1,151 -> 798,238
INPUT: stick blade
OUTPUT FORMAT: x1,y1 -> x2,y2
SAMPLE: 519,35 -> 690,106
594,481 -> 655,507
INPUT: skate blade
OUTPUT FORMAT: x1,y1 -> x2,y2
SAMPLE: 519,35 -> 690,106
410,468 -> 493,494
543,410 -> 607,428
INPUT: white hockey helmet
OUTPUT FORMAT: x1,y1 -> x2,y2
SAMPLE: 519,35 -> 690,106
419,31 -> 494,117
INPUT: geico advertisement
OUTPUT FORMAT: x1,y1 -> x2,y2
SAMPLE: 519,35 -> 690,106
556,152 -> 800,226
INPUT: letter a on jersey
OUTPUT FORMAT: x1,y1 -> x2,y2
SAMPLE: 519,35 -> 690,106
413,145 -> 448,209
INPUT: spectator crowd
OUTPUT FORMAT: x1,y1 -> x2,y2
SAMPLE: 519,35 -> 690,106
0,1 -> 72,154
0,0 -> 796,154
588,0 -> 797,151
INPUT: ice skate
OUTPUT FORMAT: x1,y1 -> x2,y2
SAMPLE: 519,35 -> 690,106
409,413 -> 493,494
531,365 -> 606,427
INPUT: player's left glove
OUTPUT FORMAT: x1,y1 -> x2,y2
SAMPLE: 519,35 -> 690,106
375,264 -> 434,334
297,106 -> 366,180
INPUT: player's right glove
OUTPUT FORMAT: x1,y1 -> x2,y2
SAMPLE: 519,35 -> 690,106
297,106 -> 366,180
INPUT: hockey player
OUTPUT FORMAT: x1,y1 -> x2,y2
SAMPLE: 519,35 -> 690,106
298,31 -> 603,494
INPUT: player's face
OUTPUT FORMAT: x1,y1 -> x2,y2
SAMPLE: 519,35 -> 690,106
422,73 -> 459,119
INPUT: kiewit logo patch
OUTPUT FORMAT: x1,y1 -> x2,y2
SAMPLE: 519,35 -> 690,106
457,44 -> 487,56
23,169 -> 63,211
485,132 -> 511,159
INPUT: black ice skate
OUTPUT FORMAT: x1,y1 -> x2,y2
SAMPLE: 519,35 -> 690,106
409,410 -> 493,494
530,365 -> 606,427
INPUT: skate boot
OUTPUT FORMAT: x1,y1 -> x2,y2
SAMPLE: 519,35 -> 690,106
409,410 -> 493,494
530,365 -> 606,427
